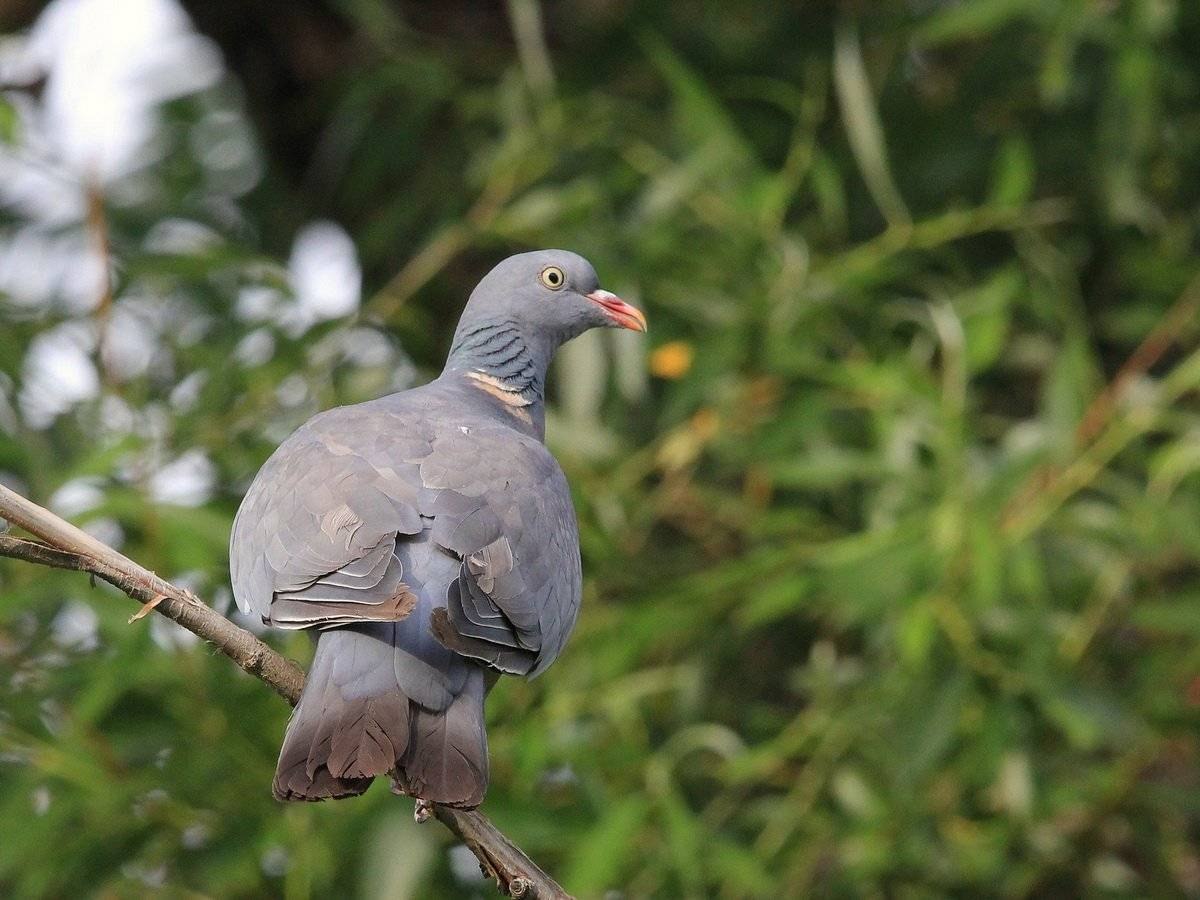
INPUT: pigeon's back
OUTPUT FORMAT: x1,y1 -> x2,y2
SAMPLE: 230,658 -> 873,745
229,380 -> 581,804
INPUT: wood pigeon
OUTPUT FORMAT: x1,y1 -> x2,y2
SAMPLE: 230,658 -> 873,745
230,250 -> 646,806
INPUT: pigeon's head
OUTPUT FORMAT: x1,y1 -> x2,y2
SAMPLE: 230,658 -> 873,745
462,250 -> 646,347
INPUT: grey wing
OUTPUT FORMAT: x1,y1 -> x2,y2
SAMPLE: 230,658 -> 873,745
229,417 -> 426,629
418,427 -> 583,678
231,406 -> 583,682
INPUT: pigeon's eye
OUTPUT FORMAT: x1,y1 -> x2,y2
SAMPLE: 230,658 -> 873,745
539,266 -> 566,291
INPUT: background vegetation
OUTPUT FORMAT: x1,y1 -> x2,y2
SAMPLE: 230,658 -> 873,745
3,0 -> 1200,896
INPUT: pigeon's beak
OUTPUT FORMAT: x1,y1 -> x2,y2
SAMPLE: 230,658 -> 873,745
587,289 -> 647,332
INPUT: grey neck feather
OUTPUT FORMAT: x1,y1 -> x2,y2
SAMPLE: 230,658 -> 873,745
442,318 -> 550,406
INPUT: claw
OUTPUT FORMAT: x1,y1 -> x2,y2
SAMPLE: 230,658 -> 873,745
414,798 -> 433,823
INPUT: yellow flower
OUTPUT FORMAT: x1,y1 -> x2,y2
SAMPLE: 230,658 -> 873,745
649,340 -> 694,379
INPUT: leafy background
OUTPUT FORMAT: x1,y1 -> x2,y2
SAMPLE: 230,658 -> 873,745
3,0 -> 1200,896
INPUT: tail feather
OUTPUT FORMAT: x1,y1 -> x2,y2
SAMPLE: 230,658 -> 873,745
273,628 -> 412,801
328,694 -> 409,778
273,626 -> 488,806
392,666 -> 489,808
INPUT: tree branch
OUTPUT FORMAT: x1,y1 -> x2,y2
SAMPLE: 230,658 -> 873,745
0,484 -> 571,899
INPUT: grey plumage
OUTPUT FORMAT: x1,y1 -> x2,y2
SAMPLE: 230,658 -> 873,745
230,250 -> 645,806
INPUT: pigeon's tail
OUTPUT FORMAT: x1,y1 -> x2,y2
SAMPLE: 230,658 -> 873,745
390,663 -> 488,807
272,628 -> 410,801
273,627 -> 488,806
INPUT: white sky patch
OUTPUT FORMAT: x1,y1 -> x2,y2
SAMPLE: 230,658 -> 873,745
0,472 -> 30,504
260,845 -> 290,878
51,600 -> 100,651
168,371 -> 208,412
102,300 -> 162,382
23,0 -> 222,185
309,327 -> 396,369
97,393 -> 137,441
448,845 -> 490,884
142,218 -> 223,256
48,477 -> 105,517
31,786 -> 52,817
234,328 -> 275,367
181,822 -> 210,850
18,321 -> 100,429
208,585 -> 232,617
236,285 -> 285,323
341,328 -> 395,367
190,108 -> 262,197
0,96 -> 84,225
275,373 -> 308,408
81,516 -> 125,549
149,449 -> 216,506
287,221 -> 361,329
0,226 -> 106,312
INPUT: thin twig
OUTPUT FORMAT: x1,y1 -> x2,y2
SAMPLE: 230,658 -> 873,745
1075,271 -> 1200,446
85,180 -> 116,388
0,485 -> 571,899
1000,271 -> 1200,535
365,164 -> 523,323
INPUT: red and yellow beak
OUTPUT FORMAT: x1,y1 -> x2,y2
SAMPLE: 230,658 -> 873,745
587,289 -> 647,332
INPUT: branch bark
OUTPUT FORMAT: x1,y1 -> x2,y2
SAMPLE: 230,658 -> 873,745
0,483 -> 571,899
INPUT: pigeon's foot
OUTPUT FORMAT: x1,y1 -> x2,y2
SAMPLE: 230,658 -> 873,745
414,798 -> 434,823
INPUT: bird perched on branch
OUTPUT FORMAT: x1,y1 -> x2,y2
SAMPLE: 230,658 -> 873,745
230,250 -> 646,806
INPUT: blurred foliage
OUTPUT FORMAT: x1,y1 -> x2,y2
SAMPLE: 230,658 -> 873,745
4,0 -> 1200,896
